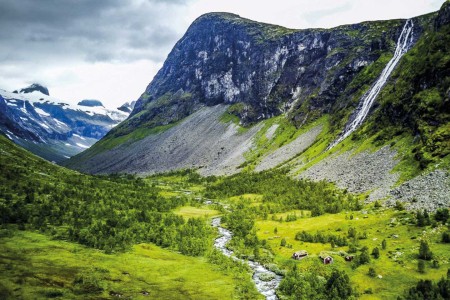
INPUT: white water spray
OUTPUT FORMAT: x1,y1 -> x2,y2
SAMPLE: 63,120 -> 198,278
329,19 -> 415,149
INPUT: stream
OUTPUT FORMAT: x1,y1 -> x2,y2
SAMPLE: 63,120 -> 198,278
211,217 -> 283,300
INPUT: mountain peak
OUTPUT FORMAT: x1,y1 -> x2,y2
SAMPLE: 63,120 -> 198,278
15,83 -> 50,96
77,99 -> 104,107
117,101 -> 136,113
194,12 -> 241,22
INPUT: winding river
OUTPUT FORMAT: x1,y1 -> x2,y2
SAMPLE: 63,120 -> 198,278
211,217 -> 283,300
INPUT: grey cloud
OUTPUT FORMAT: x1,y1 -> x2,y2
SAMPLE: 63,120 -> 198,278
0,0 -> 191,65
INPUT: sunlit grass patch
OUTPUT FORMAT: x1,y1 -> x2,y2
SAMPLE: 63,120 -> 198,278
0,230 -> 236,299
174,206 -> 221,219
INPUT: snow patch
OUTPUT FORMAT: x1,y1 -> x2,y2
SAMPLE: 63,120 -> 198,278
34,107 -> 50,117
76,143 -> 89,149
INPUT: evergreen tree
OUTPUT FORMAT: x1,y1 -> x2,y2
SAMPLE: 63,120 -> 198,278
372,247 -> 380,259
423,210 -> 431,226
419,240 -> 433,260
435,208 -> 449,223
418,260 -> 426,273
382,239 -> 387,250
442,232 -> 450,243
325,270 -> 353,300
417,210 -> 425,227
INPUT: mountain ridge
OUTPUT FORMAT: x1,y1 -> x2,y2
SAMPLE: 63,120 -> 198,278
66,3 -> 449,206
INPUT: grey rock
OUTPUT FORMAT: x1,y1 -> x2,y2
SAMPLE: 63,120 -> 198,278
255,125 -> 322,172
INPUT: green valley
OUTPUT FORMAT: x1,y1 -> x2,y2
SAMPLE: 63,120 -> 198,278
1,134 -> 448,299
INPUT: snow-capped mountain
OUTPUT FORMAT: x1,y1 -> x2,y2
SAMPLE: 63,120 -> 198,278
117,101 -> 136,113
0,84 -> 129,162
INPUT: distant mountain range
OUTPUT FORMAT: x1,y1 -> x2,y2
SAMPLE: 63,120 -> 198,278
0,84 -> 132,162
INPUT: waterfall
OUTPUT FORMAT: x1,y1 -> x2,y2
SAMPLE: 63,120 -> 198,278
329,19 -> 415,149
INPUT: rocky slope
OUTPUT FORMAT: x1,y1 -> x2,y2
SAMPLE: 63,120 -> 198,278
68,105 -> 261,176
0,85 -> 129,162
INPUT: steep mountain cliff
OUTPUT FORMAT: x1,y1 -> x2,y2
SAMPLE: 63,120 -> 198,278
0,86 -> 129,162
67,2 -> 450,205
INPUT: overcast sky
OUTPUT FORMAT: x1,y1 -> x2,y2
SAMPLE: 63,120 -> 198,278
0,0 -> 445,108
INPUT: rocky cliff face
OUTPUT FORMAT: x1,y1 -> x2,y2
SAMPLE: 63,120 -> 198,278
121,13 -> 431,138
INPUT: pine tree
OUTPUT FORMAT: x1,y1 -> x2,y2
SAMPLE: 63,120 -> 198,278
417,210 -> 425,227
372,247 -> 380,259
418,260 -> 425,273
419,240 -> 433,260
382,239 -> 387,250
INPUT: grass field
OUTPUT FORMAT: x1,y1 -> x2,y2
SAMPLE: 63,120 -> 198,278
174,206 -> 221,219
0,229 -> 237,299
255,205 -> 449,299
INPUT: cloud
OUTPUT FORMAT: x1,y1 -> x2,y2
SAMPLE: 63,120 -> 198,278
0,0 -> 189,65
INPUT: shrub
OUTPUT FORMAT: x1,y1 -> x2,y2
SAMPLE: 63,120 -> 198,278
442,232 -> 450,243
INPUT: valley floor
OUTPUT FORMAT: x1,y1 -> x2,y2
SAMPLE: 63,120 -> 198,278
0,229 -> 237,300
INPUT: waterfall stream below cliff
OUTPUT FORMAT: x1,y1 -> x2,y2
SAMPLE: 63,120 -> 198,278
329,19 -> 415,149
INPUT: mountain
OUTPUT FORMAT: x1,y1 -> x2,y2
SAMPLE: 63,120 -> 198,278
14,83 -> 50,96
117,100 -> 136,113
77,99 -> 104,107
0,86 -> 129,162
67,2 -> 450,206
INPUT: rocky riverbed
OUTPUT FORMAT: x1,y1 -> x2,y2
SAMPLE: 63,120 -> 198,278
211,217 -> 282,300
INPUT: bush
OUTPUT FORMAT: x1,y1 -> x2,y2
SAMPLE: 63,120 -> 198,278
442,232 -> 450,243
435,208 -> 449,223
368,267 -> 377,277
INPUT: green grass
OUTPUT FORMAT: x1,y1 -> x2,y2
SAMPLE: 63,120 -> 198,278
255,207 -> 449,299
174,206 -> 221,219
0,229 -> 237,299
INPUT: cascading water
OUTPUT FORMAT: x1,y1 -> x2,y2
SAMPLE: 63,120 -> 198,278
212,217 -> 283,300
329,19 -> 415,149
